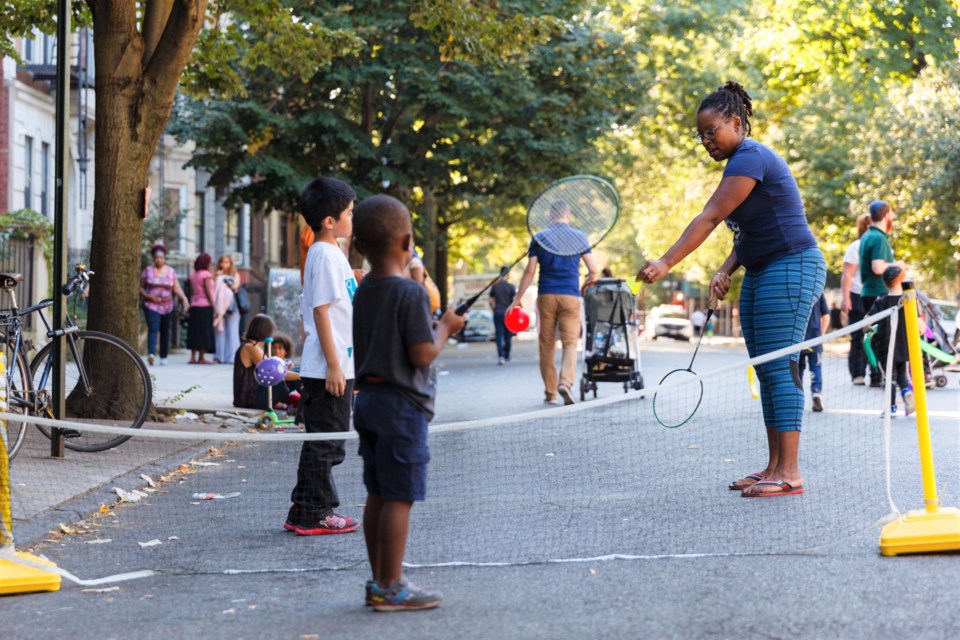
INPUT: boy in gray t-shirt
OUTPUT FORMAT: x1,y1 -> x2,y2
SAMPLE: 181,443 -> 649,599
351,194 -> 464,612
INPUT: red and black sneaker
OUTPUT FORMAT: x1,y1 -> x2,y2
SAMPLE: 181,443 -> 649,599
296,512 -> 361,536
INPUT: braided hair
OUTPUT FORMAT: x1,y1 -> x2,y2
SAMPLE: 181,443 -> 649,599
697,81 -> 753,137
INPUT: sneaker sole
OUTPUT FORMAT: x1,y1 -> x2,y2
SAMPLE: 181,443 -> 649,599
283,521 -> 298,532
295,523 -> 361,536
558,388 -> 575,405
371,600 -> 442,612
811,397 -> 823,412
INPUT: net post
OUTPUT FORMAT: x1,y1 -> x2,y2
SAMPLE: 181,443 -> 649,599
902,283 -> 938,513
879,281 -> 960,556
0,320 -> 62,594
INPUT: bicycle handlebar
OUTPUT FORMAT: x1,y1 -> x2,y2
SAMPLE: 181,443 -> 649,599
61,264 -> 94,296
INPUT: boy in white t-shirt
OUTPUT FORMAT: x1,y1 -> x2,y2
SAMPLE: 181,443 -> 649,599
841,213 -> 871,385
285,176 -> 361,536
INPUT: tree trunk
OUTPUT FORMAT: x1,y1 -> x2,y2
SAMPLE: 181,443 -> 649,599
435,222 -> 450,311
80,0 -> 206,418
420,188 -> 438,275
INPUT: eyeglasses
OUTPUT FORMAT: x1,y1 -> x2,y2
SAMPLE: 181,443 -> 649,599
694,127 -> 720,145
694,119 -> 728,144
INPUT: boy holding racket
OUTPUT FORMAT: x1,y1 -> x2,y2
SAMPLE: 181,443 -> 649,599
351,194 -> 465,611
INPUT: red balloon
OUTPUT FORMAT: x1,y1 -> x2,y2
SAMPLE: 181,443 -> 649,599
504,307 -> 530,333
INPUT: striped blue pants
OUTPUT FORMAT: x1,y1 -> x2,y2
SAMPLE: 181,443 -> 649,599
740,247 -> 826,432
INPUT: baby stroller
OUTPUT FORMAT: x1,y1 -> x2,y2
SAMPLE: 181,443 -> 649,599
918,295 -> 958,388
864,295 -> 957,389
580,278 -> 644,400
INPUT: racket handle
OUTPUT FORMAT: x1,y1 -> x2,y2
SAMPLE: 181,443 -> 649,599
455,299 -> 474,316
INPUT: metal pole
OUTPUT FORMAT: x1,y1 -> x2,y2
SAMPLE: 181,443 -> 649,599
51,0 -> 72,457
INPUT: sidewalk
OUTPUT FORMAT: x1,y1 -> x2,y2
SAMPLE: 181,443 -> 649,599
147,349 -> 243,414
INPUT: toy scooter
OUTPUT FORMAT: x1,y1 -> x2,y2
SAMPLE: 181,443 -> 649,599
254,336 -> 298,430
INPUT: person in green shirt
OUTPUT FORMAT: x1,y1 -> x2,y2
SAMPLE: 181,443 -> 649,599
858,199 -> 907,387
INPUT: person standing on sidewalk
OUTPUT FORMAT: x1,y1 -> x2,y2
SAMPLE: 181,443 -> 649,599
858,200 -> 907,388
140,244 -> 189,366
187,253 -> 216,365
489,270 -> 517,365
284,176 -> 361,536
841,213 -> 871,385
510,202 -> 597,405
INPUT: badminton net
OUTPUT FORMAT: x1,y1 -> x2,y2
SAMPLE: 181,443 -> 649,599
3,306 -> 956,580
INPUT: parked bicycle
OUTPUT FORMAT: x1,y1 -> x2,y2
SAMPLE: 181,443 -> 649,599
1,264 -> 152,460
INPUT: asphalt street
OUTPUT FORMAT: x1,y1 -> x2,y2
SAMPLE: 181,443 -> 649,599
2,333 -> 960,639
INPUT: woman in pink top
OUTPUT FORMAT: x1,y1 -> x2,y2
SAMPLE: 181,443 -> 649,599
140,244 -> 190,366
187,253 -> 217,364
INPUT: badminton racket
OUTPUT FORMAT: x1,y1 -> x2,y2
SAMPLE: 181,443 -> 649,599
455,175 -> 620,315
653,304 -> 715,428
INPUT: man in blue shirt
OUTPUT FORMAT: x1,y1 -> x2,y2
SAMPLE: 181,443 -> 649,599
511,201 -> 597,405
798,294 -> 830,412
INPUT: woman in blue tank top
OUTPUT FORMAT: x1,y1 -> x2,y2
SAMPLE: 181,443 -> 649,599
637,81 -> 825,498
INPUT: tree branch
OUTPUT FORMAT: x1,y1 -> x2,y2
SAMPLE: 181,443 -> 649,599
142,0 -> 174,67
141,0 -> 208,133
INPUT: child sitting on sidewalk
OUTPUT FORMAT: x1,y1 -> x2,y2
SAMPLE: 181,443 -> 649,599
351,194 -> 465,611
233,314 -> 300,410
867,265 -> 915,417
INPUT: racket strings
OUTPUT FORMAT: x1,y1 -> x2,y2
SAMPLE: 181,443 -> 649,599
652,368 -> 704,429
527,177 -> 619,256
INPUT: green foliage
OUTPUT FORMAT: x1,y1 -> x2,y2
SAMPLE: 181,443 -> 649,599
182,1 -> 364,99
0,1 -> 91,62
172,1 -> 644,276
0,208 -> 55,262
140,200 -> 189,269
409,0 -> 562,64
5,0 -> 959,295
849,61 -> 960,289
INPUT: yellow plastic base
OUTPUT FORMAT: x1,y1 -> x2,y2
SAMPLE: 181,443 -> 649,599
0,551 -> 62,594
880,506 -> 960,556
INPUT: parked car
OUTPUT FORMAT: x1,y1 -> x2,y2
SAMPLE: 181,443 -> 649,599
644,305 -> 693,341
928,299 -> 958,347
461,309 -> 496,342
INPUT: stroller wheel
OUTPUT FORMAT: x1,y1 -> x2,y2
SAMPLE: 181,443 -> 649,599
935,375 -> 948,388
580,379 -> 587,402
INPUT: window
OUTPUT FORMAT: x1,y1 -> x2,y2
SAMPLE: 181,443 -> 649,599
24,136 -> 33,209
41,142 -> 50,218
194,191 -> 206,253
225,209 -> 240,253
162,188 -> 181,249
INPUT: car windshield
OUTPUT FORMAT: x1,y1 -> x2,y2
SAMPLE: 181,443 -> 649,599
936,305 -> 957,321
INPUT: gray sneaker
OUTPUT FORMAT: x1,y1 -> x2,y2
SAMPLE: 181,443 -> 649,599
558,384 -> 576,406
903,390 -> 915,415
811,393 -> 823,412
371,577 -> 442,612
852,376 -> 865,386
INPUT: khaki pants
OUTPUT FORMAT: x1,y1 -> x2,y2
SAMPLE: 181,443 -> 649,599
536,294 -> 581,399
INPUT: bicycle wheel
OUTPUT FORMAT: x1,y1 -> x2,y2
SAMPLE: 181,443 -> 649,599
31,331 -> 152,452
2,342 -> 32,461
